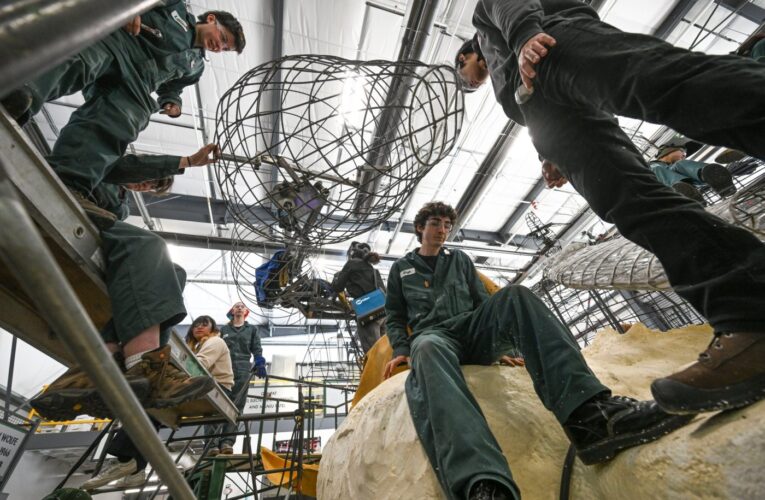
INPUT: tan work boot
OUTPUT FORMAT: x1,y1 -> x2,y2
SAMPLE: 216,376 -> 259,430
651,332 -> 765,414
124,345 -> 214,409
30,353 -> 151,421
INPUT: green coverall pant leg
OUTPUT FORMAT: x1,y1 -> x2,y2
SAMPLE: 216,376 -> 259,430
220,370 -> 251,448
46,84 -> 154,196
99,221 -> 187,346
406,285 -> 608,500
25,41 -> 116,116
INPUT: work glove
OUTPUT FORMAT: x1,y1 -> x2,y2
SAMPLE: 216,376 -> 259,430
252,356 -> 267,378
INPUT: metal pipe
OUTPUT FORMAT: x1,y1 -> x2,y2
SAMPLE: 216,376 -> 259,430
0,0 -> 161,94
4,335 -> 17,420
0,160 -> 194,499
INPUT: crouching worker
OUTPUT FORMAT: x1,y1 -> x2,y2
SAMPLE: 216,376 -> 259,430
80,316 -> 234,491
30,145 -> 221,421
332,241 -> 387,353
383,201 -> 694,500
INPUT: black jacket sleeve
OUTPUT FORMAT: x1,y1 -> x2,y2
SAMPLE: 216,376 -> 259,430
331,261 -> 352,293
475,0 -> 545,55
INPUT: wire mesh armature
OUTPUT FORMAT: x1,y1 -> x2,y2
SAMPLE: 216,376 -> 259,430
532,279 -> 705,346
215,54 -> 464,247
230,223 -> 353,324
545,170 -> 765,291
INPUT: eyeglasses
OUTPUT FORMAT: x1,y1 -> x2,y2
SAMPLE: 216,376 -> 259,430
426,219 -> 453,231
216,21 -> 232,51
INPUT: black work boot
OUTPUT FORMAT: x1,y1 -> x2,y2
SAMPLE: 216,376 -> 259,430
30,353 -> 151,421
714,149 -> 745,164
563,395 -> 695,465
1,87 -> 33,125
468,480 -> 514,500
671,181 -> 705,204
700,163 -> 736,197
651,332 -> 765,414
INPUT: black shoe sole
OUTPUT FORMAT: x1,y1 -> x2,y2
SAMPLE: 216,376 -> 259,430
701,164 -> 736,197
671,182 -> 705,204
31,380 -> 152,421
650,373 -> 765,415
147,378 -> 216,409
575,413 -> 695,465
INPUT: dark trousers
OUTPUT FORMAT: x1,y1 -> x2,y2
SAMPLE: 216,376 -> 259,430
107,418 -> 162,471
406,286 -> 607,500
522,18 -> 765,333
99,222 -> 187,346
219,370 -> 251,448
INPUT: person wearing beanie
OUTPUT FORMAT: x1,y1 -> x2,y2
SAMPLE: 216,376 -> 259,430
649,144 -> 736,203
332,241 -> 387,353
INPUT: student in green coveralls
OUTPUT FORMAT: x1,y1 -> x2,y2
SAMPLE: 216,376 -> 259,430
30,144 -> 222,421
383,201 -> 694,500
214,302 -> 266,455
2,1 -> 244,226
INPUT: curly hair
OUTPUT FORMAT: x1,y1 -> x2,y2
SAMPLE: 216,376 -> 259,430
198,10 -> 246,54
413,201 -> 457,242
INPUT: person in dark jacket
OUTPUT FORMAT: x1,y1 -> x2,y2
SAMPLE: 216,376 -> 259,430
456,0 -> 765,418
332,241 -> 387,353
383,201 -> 692,500
648,144 -> 736,202
217,302 -> 265,455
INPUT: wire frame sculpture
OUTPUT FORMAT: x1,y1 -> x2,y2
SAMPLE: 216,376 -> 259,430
544,170 -> 765,291
215,54 -> 464,247
230,223 -> 353,325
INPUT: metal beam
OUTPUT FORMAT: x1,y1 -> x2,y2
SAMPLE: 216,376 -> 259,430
132,192 -> 540,248
715,0 -> 765,25
498,177 -> 547,243
0,155 -> 194,499
653,0 -> 699,39
356,0 -> 442,213
0,0 -> 161,94
449,120 -> 520,240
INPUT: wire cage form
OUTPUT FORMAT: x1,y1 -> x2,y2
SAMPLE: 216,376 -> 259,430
230,222 -> 354,325
532,279 -> 705,347
229,222 -> 315,326
215,54 -> 464,247
544,168 -> 765,291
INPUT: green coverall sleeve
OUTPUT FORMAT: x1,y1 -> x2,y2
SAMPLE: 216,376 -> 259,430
474,0 -> 545,55
102,154 -> 183,184
385,262 -> 411,358
156,63 -> 204,108
466,258 -> 490,308
249,327 -> 263,359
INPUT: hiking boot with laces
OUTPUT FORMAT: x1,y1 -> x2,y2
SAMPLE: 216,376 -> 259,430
123,345 -> 214,408
564,395 -> 695,465
31,353 -> 151,421
468,480 -> 514,500
651,332 -> 765,414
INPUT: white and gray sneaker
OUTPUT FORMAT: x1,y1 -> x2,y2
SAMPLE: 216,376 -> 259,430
81,459 -> 138,490
113,469 -> 146,488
